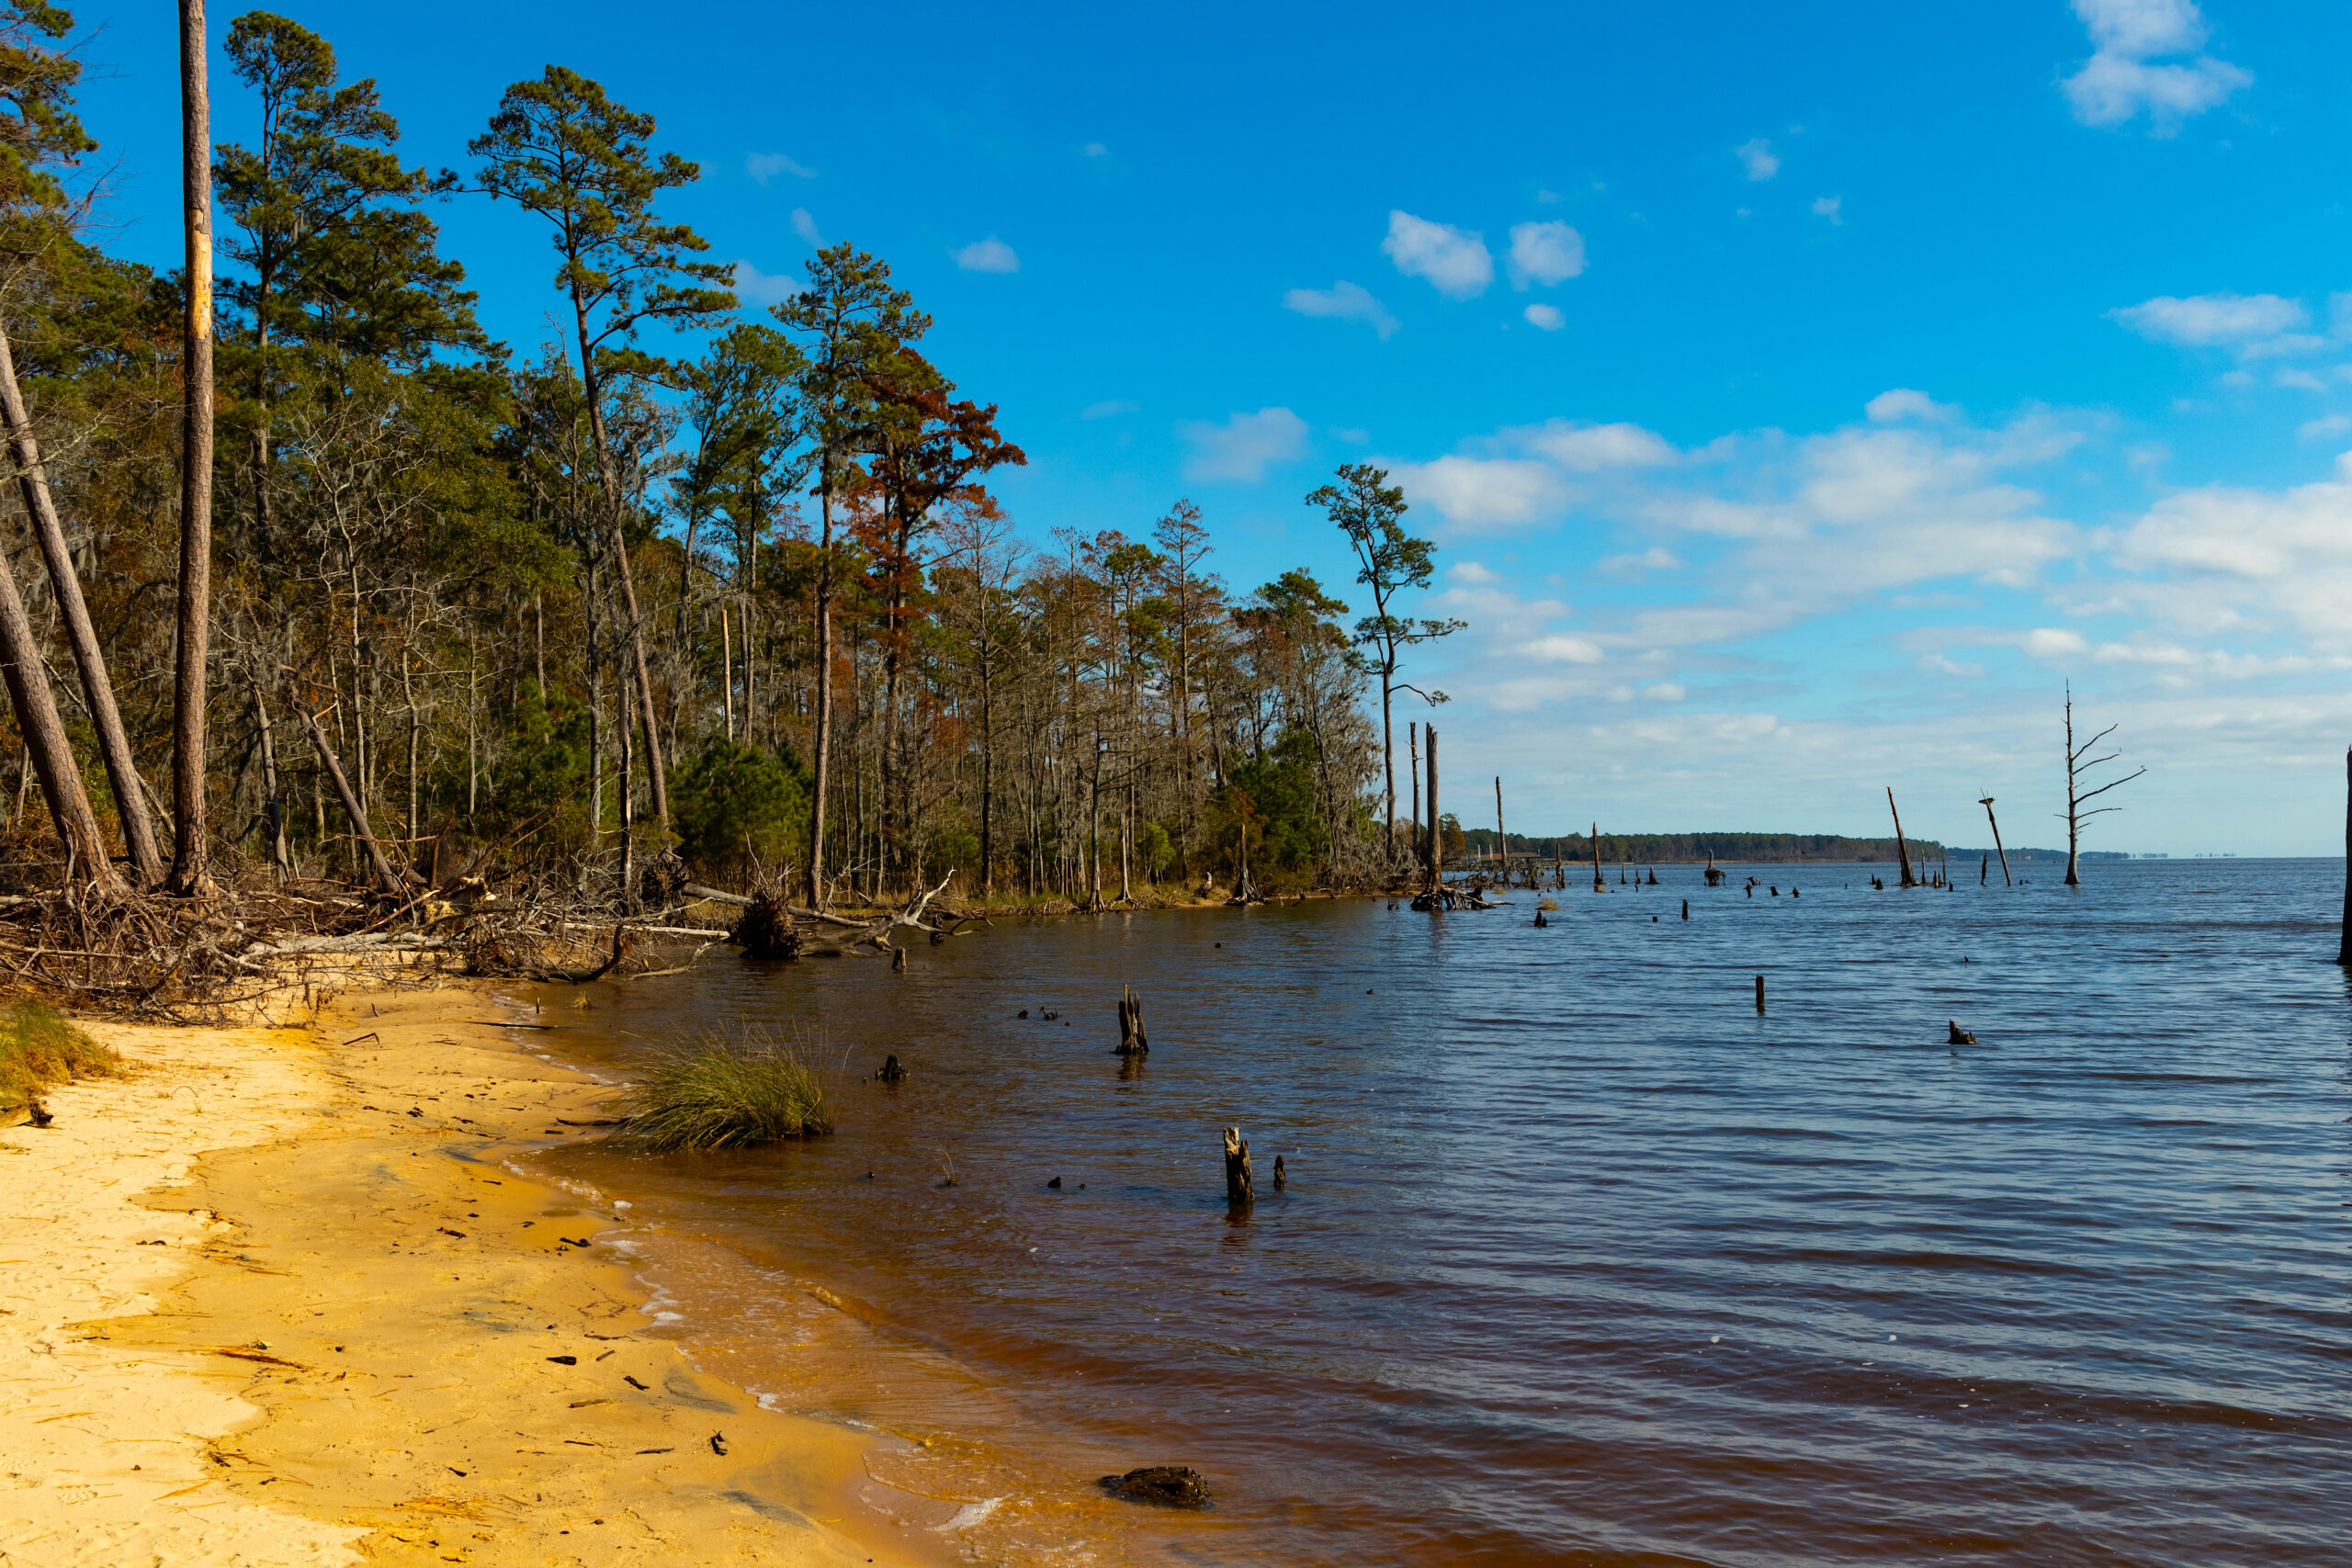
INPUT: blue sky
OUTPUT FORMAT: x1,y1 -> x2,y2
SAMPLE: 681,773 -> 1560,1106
69,0 -> 2352,853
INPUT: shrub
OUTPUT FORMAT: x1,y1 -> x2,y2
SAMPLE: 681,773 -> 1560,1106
0,1001 -> 117,1106
611,1037 -> 832,1153
670,739 -> 812,882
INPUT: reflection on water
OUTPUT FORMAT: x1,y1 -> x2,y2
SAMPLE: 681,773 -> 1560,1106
525,859 -> 2352,1565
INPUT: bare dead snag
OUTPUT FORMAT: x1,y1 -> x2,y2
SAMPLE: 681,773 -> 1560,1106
1887,787 -> 1916,888
295,705 -> 403,895
2059,682 -> 2144,886
167,0 -> 216,897
1222,1125 -> 1252,1206
2340,746 -> 2352,966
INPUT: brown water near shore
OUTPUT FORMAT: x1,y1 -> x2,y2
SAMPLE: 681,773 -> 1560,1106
508,859 -> 2351,1565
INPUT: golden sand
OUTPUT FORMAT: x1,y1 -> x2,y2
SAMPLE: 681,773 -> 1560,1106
0,985 -> 944,1567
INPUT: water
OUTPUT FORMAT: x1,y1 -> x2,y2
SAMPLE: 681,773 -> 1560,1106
522,858 -> 2351,1564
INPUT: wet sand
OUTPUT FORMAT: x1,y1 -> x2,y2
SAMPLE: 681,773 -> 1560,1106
0,984 -> 953,1567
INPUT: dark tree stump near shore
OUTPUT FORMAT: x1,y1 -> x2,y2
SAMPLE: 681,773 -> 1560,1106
1099,1465 -> 1211,1508
731,894 -> 800,960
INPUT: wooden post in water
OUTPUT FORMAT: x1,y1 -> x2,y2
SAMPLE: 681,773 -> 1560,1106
2338,746 -> 2352,965
1754,975 -> 1766,1013
1591,823 -> 1603,892
1411,728 -> 1430,888
1408,722 -> 1420,862
1887,786 -> 1917,887
1494,776 -> 1507,880
1116,986 -> 1148,1055
1222,1125 -> 1253,1205
1979,794 -> 2011,886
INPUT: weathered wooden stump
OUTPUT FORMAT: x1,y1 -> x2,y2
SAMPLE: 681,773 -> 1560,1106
1223,1125 -> 1253,1205
1115,986 -> 1148,1055
876,1054 -> 907,1082
1754,975 -> 1766,1013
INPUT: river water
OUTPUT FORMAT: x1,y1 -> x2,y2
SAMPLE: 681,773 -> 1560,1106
516,857 -> 2349,1565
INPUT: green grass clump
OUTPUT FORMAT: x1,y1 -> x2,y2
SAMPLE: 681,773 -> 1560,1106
613,1037 -> 832,1153
0,1001 -> 117,1107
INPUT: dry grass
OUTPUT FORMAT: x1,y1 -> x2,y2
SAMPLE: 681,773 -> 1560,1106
0,1001 -> 118,1106
610,1035 -> 833,1153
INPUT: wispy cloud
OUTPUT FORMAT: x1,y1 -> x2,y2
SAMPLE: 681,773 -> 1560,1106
1523,303 -> 1566,331
1283,280 -> 1400,340
1735,138 -> 1780,181
1867,388 -> 1964,423
732,260 -> 799,306
1081,400 -> 1138,421
1178,408 -> 1308,483
790,208 -> 825,247
746,152 -> 816,184
2110,291 -> 2315,357
1382,210 -> 1493,299
953,236 -> 1020,274
1812,195 -> 1843,225
1507,221 -> 1585,288
1081,141 -> 1110,157
2062,0 -> 2250,132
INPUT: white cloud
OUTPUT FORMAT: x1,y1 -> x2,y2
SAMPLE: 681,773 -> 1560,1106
1082,141 -> 1109,157
1449,560 -> 1502,585
2111,292 -> 2309,356
1081,400 -> 1138,421
731,260 -> 799,306
2273,368 -> 2326,392
1524,421 -> 1677,470
2298,414 -> 2352,441
1600,546 -> 1686,575
2062,0 -> 2250,131
1507,221 -> 1586,288
1917,653 -> 1985,678
1643,682 -> 1687,701
746,152 -> 815,184
1518,634 -> 1604,664
1735,138 -> 1780,181
1866,388 -> 1963,423
1523,303 -> 1565,331
790,208 -> 825,246
1333,426 -> 1371,445
1283,280 -> 1400,340
2024,627 -> 2092,658
1178,408 -> 1307,483
1392,456 -> 1566,530
1382,210 -> 1493,299
1812,196 -> 1843,225
954,236 -> 1020,274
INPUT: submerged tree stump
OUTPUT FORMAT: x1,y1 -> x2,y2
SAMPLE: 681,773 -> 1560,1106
1115,986 -> 1148,1055
1223,1125 -> 1253,1205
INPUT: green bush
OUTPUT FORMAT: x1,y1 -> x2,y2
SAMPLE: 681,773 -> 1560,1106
0,1002 -> 116,1106
669,739 -> 812,881
611,1037 -> 831,1153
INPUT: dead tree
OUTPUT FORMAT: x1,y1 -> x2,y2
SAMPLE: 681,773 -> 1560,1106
1887,786 -> 1916,888
1979,793 -> 2011,886
2338,745 -> 2350,966
1421,725 -> 1440,892
2059,682 -> 2143,886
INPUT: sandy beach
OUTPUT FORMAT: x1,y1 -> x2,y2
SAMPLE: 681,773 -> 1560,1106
0,983 -> 950,1567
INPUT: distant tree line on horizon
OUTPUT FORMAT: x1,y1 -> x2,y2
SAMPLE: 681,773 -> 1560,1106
0,6 -> 1476,906
1452,829 -> 2133,865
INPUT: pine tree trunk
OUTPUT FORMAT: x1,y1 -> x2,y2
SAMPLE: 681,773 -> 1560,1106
0,546 -> 123,892
167,0 -> 216,896
0,321 -> 163,886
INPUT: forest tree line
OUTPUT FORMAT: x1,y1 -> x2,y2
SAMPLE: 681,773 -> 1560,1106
0,6 -> 1468,909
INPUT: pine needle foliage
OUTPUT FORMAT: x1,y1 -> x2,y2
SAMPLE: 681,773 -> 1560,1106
0,1001 -> 116,1105
612,1036 -> 831,1152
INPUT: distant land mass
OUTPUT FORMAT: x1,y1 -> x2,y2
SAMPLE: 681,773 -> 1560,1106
1460,831 -> 2131,864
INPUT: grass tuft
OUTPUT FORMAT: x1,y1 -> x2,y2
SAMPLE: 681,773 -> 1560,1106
0,1001 -> 117,1106
612,1036 -> 833,1153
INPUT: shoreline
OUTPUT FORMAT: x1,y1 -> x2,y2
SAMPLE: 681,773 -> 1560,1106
0,982 -> 965,1566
